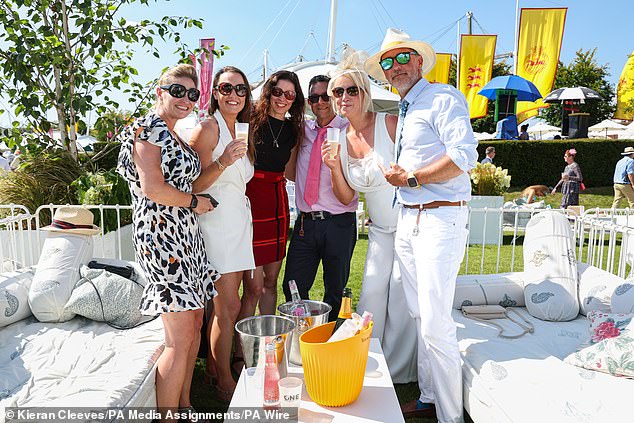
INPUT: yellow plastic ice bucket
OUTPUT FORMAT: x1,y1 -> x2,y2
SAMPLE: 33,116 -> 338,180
299,321 -> 373,407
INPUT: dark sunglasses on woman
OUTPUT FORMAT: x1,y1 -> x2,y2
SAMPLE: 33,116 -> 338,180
160,84 -> 201,102
332,86 -> 360,98
271,86 -> 297,101
308,93 -> 330,104
379,51 -> 419,71
214,82 -> 248,97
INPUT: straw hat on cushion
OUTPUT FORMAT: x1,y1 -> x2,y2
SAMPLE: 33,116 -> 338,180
42,207 -> 100,236
364,28 -> 436,83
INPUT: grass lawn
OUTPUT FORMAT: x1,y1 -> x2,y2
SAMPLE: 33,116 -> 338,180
190,186 -> 619,422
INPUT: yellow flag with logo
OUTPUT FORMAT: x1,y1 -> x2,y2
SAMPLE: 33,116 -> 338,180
615,51 -> 634,120
459,35 -> 496,119
425,53 -> 452,84
516,8 -> 567,123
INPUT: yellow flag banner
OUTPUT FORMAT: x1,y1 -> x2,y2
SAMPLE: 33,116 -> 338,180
425,53 -> 452,84
459,35 -> 497,119
615,51 -> 634,120
516,8 -> 567,123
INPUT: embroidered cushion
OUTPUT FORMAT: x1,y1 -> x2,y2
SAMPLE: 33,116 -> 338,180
0,268 -> 35,328
577,263 -> 625,315
65,265 -> 144,328
453,272 -> 526,309
29,233 -> 93,322
523,211 -> 579,321
611,282 -> 634,314
565,312 -> 634,377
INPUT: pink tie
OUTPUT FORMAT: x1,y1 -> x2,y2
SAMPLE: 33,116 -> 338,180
304,126 -> 328,207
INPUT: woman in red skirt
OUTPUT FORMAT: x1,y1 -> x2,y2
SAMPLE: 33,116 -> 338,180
239,70 -> 304,325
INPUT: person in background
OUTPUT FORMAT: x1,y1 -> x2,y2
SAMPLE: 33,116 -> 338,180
282,74 -> 357,322
189,66 -> 255,402
481,146 -> 495,164
552,148 -> 583,209
612,146 -> 634,208
322,48 -> 418,383
366,28 -> 477,422
521,185 -> 550,204
116,64 -> 219,421
519,124 -> 529,140
240,71 -> 305,323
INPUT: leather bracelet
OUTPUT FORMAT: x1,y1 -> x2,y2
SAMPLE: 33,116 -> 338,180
216,158 -> 226,171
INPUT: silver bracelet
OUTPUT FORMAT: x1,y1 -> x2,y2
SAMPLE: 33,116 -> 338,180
216,158 -> 226,171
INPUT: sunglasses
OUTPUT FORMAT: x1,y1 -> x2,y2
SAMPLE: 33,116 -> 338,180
308,93 -> 330,104
160,84 -> 200,102
379,51 -> 419,71
271,86 -> 297,101
214,82 -> 248,97
331,86 -> 360,98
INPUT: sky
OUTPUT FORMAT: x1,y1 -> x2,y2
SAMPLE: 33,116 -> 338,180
1,0 -> 632,126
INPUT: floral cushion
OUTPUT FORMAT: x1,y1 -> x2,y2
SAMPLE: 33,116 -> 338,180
586,311 -> 633,344
565,313 -> 634,377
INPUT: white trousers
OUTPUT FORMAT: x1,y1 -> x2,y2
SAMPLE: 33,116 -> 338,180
356,225 -> 418,383
395,206 -> 469,423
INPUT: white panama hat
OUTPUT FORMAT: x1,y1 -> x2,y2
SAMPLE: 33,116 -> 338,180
42,207 -> 100,236
364,28 -> 436,83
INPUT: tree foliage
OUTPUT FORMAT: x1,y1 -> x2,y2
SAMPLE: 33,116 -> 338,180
541,49 -> 616,127
0,0 -> 225,160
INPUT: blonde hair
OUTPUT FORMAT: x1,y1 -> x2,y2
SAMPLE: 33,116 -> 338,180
328,48 -> 373,113
155,64 -> 198,108
158,63 -> 198,87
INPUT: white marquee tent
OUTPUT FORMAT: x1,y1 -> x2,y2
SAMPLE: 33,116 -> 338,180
251,60 -> 400,114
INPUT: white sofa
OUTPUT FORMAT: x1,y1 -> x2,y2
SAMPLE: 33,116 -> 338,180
0,266 -> 164,423
454,265 -> 633,423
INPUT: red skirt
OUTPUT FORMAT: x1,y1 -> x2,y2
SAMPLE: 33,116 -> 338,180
246,170 -> 290,266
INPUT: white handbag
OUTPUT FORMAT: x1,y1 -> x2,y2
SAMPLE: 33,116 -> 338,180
462,305 -> 535,339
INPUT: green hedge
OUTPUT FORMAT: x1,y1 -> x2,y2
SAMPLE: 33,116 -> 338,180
476,138 -> 634,188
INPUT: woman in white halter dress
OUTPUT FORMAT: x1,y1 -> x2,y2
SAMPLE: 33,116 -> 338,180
189,66 -> 255,400
322,51 -> 418,383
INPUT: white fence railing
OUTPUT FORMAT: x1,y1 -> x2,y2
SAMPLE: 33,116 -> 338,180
2,204 -> 634,277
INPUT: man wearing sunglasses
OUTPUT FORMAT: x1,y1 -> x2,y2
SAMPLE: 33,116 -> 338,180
282,74 -> 358,322
366,28 -> 478,423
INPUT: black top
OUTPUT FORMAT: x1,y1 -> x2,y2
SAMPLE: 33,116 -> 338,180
254,116 -> 297,172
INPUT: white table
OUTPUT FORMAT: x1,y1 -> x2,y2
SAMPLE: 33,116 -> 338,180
230,338 -> 405,423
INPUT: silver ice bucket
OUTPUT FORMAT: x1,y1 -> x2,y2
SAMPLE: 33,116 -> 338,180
278,300 -> 332,366
235,315 -> 295,378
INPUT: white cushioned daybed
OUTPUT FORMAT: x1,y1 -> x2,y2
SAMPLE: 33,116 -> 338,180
0,262 -> 164,423
454,211 -> 634,423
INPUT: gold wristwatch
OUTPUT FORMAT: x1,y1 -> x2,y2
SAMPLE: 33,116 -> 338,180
407,171 -> 420,188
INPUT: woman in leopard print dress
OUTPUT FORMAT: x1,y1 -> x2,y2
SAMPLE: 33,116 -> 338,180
117,64 -> 219,419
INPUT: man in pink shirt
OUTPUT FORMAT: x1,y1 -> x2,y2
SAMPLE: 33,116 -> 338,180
282,74 -> 358,320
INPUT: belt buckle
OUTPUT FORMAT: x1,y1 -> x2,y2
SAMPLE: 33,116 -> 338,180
312,211 -> 325,220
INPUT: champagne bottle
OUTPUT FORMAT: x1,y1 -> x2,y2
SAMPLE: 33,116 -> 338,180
288,280 -> 309,316
331,287 -> 353,335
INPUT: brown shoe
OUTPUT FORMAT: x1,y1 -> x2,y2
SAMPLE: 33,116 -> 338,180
402,399 -> 436,419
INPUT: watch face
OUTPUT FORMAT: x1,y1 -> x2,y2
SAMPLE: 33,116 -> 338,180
408,176 -> 418,188
190,195 -> 198,209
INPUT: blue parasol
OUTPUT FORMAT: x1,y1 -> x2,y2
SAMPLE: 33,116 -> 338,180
478,75 -> 543,102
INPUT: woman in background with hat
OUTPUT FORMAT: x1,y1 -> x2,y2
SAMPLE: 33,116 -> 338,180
552,148 -> 583,208
321,47 -> 418,384
117,63 -> 219,421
